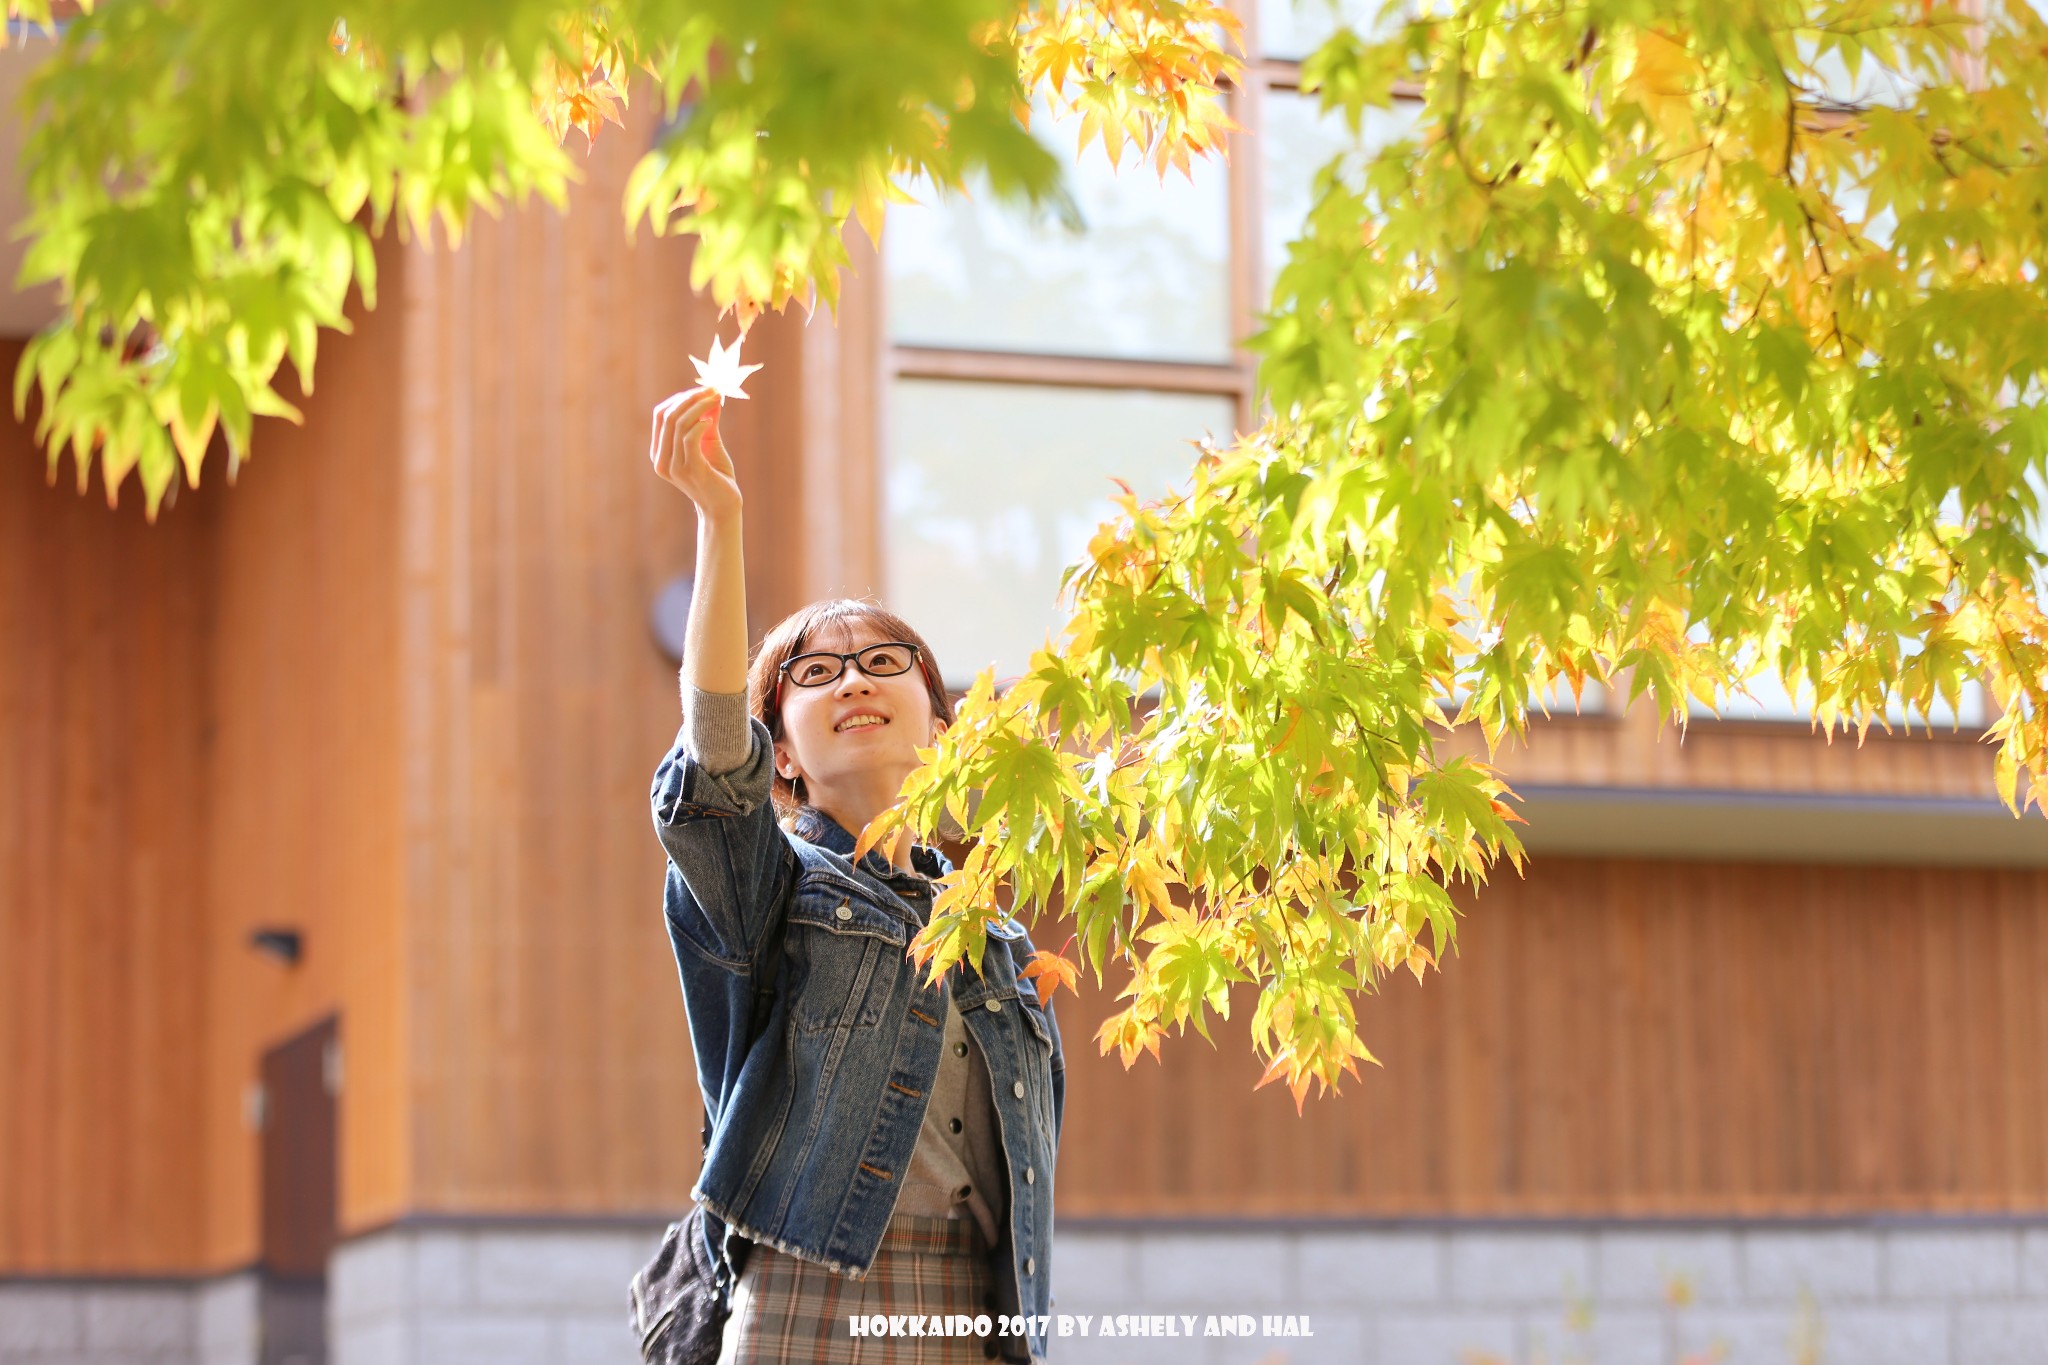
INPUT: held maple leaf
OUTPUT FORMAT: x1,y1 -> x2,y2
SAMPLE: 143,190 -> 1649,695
689,335 -> 763,401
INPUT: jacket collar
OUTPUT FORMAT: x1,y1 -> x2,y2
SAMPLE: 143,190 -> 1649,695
791,805 -> 947,881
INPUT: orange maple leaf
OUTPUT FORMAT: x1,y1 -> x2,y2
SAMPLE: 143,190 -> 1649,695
565,81 -> 623,145
1253,1047 -> 1315,1115
1019,949 -> 1079,1004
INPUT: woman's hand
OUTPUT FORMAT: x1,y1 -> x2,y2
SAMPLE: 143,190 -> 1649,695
652,386 -> 749,697
650,387 -> 742,524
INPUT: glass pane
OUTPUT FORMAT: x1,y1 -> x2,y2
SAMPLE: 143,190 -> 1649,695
885,110 -> 1232,363
885,381 -> 1239,684
1261,90 -> 1419,297
1258,0 -> 1406,61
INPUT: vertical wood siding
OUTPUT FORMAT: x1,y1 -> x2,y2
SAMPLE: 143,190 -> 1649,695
0,353 -> 212,1268
1056,858 -> 2048,1217
0,236 -> 411,1272
196,240 -> 409,1265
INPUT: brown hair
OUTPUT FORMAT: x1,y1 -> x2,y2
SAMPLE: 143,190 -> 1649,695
747,599 -> 955,817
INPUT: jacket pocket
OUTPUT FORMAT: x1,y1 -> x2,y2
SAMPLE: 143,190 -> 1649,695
1019,995 -> 1055,1052
785,881 -> 909,1032
1017,998 -> 1058,1145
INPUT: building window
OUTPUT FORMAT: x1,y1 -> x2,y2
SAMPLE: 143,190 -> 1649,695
887,105 -> 1234,365
886,381 -> 1239,684
880,2 -> 1430,686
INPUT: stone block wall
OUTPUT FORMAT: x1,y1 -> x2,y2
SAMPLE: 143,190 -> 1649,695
194,1278 -> 259,1365
0,1275 -> 247,1365
328,1222 -> 663,1365
1051,1223 -> 2048,1365
0,1283 -> 192,1365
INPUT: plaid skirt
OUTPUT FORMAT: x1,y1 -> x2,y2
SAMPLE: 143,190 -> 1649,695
719,1213 -> 1010,1364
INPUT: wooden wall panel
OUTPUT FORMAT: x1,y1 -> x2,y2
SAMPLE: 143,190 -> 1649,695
393,98 -> 820,1214
197,239 -> 409,1264
0,339 -> 213,1271
1055,858 -> 2048,1218
0,231 -> 412,1272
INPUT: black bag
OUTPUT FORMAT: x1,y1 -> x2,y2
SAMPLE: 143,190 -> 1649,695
628,1199 -> 732,1365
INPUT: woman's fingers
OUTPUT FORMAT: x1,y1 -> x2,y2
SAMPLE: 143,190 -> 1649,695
692,404 -> 724,464
652,389 -> 719,484
650,387 -> 742,517
649,393 -> 689,479
676,395 -> 723,462
650,391 -> 702,476
661,396 -> 693,476
675,389 -> 717,427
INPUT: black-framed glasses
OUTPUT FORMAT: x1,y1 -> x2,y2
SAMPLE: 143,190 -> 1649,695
778,641 -> 924,691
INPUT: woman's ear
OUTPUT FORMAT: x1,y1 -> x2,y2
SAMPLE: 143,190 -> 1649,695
772,739 -> 800,782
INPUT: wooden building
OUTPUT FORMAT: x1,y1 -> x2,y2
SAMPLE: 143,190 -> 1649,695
5,13 -> 2048,1365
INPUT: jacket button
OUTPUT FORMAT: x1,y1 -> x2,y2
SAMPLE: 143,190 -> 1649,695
1012,1080 -> 1026,1099
1025,1257 -> 1036,1276
949,1117 -> 962,1134
986,999 -> 1003,1012
1026,1166 -> 1035,1184
834,903 -> 853,920
953,1041 -> 967,1057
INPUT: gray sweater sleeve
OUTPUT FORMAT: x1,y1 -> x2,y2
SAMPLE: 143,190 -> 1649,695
682,684 -> 756,776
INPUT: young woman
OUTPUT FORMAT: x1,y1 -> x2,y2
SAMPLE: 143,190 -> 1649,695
646,385 -> 1065,1365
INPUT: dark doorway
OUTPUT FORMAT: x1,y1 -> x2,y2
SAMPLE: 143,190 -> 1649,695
257,1015 -> 339,1365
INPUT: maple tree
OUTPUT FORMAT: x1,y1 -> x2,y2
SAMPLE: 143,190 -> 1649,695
14,0 -> 2048,1103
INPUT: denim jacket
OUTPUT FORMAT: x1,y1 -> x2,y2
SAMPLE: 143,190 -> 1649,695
651,718 -> 1065,1365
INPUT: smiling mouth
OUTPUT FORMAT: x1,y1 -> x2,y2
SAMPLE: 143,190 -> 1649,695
836,715 -> 889,733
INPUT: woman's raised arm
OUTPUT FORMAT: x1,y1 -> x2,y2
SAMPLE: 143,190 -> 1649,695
648,387 -> 793,967
651,388 -> 749,756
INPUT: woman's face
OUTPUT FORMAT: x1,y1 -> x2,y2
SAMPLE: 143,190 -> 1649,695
772,619 -> 941,804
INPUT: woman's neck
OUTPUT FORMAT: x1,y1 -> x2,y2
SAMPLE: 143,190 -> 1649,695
809,777 -> 917,871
